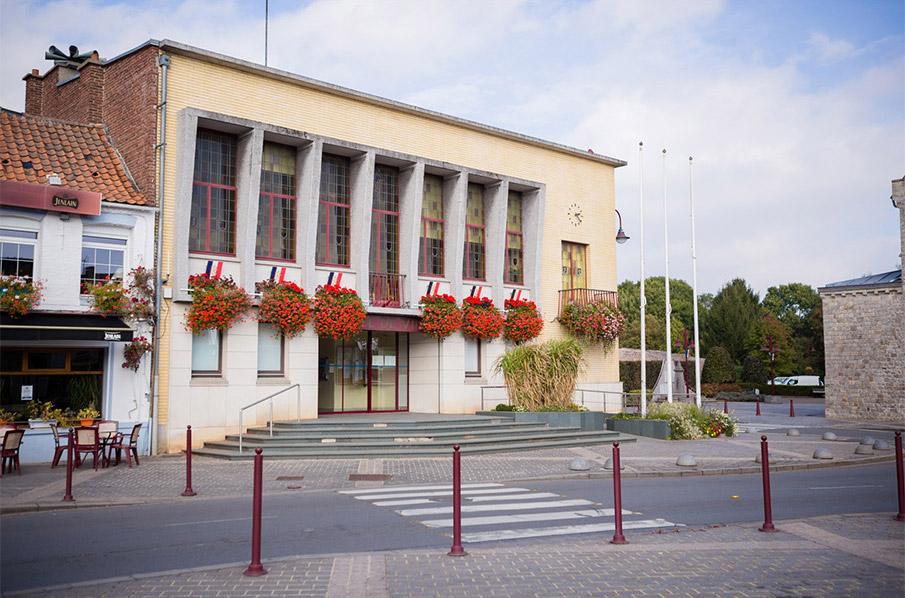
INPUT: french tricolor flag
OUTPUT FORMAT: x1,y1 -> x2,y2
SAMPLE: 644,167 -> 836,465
426,281 -> 441,296
205,261 -> 223,278
469,286 -> 484,298
327,272 -> 344,286
269,267 -> 286,282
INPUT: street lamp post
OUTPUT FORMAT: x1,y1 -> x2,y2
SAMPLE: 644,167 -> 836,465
638,142 -> 647,417
675,326 -> 694,398
615,209 -> 630,244
762,335 -> 777,396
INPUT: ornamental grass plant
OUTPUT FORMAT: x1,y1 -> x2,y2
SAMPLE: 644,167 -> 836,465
0,275 -> 43,318
502,298 -> 543,344
461,296 -> 503,341
183,273 -> 252,333
313,284 -> 367,340
494,339 -> 585,411
418,294 -> 462,340
257,280 -> 311,338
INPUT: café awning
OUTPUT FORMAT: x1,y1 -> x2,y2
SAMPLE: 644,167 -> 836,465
0,313 -> 134,342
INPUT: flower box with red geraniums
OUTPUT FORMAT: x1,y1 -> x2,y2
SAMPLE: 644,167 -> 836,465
183,273 -> 252,333
85,278 -> 131,316
257,280 -> 312,339
557,301 -> 626,345
122,335 -> 153,372
418,294 -> 462,340
503,298 -> 544,344
461,296 -> 503,341
313,284 -> 367,340
0,275 -> 43,318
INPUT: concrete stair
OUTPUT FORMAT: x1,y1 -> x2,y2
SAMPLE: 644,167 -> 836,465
192,415 -> 634,459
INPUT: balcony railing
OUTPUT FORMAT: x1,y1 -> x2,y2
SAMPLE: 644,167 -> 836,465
558,288 -> 618,318
369,273 -> 406,308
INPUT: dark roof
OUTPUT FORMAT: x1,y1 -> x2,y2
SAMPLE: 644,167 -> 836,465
0,109 -> 149,206
822,270 -> 902,289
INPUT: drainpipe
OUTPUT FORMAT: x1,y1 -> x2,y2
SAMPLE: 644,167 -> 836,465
151,52 -> 170,456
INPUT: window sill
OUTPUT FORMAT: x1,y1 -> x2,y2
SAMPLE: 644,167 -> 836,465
257,376 -> 290,385
465,377 -> 487,385
190,377 -> 228,386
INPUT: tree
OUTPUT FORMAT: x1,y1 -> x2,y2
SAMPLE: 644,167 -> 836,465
617,277 -> 702,349
701,346 -> 736,383
702,278 -> 760,364
762,283 -> 821,337
741,353 -> 768,384
745,314 -> 796,376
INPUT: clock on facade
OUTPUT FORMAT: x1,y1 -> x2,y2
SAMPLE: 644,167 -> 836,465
568,203 -> 583,226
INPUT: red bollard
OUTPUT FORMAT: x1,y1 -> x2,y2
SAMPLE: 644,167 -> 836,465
723,399 -> 728,414
610,442 -> 627,544
756,398 -> 761,416
448,445 -> 467,556
759,435 -> 776,532
245,448 -> 267,576
895,431 -> 904,522
789,399 -> 795,418
62,428 -> 74,502
181,425 -> 197,497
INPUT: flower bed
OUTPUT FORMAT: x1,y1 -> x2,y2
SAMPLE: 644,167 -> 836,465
0,275 -> 43,318
503,298 -> 543,344
183,273 -> 252,333
461,296 -> 503,341
557,301 -> 625,345
257,280 -> 311,338
418,294 -> 462,340
313,284 -> 367,340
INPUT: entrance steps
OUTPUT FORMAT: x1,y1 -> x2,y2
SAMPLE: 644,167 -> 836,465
192,415 -> 634,459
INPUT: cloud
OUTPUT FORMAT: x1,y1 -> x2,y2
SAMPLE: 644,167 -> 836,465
806,32 -> 860,63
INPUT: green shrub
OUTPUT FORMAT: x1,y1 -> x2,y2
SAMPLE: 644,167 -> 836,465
701,383 -> 743,398
619,360 -> 664,392
494,404 -> 515,411
741,354 -> 768,383
701,346 -> 736,383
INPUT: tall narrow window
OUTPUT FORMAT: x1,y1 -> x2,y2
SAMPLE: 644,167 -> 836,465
463,183 -> 485,280
190,130 -> 237,255
370,165 -> 399,275
465,338 -> 481,376
419,174 -> 444,276
80,236 -> 126,293
0,228 -> 36,278
191,329 -> 221,376
316,154 -> 351,266
257,324 -> 284,376
257,143 -> 296,261
561,242 -> 587,290
505,191 -> 523,284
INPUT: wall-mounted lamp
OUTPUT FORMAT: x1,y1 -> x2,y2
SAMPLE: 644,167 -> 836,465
615,209 -> 630,244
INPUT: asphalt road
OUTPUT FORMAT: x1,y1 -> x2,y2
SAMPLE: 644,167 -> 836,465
0,462 -> 899,593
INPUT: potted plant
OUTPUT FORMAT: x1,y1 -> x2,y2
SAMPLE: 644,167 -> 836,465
183,273 -> 252,333
418,294 -> 461,340
503,298 -> 544,344
26,400 -> 58,428
122,335 -> 153,371
257,280 -> 311,338
77,404 -> 101,426
461,296 -> 503,341
557,300 -> 626,346
86,278 -> 131,316
0,275 -> 43,318
312,284 -> 367,340
0,408 -> 16,425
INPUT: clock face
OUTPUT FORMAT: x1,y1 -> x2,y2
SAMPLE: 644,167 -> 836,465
568,203 -> 583,226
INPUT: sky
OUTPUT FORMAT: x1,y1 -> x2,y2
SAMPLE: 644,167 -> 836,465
1,0 -> 902,298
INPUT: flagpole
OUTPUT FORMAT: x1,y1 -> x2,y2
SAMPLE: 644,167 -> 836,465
689,157 -> 702,408
663,149 -> 673,404
639,142 -> 647,417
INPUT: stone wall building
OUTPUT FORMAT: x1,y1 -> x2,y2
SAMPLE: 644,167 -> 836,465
818,177 -> 904,422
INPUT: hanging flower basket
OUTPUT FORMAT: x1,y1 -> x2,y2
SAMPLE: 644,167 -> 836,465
122,335 -> 153,371
503,298 -> 544,344
127,266 -> 155,321
557,301 -> 626,345
418,294 -> 462,340
86,278 -> 130,316
313,284 -> 367,340
0,275 -> 43,318
183,273 -> 252,333
257,280 -> 312,339
461,296 -> 503,341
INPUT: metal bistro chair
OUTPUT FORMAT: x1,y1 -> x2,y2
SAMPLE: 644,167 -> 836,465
97,420 -> 118,466
108,423 -> 142,467
73,426 -> 103,471
50,423 -> 70,468
1,429 -> 26,476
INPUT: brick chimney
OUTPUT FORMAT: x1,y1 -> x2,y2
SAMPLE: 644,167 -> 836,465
23,69 -> 44,116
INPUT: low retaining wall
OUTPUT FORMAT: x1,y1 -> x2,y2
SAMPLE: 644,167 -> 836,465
476,411 -> 607,431
605,418 -> 671,440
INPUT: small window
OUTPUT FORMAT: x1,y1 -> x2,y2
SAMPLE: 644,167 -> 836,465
257,324 -> 284,376
191,329 -> 221,376
0,228 -> 37,278
81,236 -> 126,293
465,338 -> 481,376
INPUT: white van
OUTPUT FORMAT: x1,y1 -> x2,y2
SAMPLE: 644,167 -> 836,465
785,375 -> 823,386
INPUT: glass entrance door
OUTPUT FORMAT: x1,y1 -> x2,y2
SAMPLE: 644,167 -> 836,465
318,332 -> 408,413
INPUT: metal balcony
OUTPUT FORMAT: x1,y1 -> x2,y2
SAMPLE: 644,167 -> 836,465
369,273 -> 405,308
558,288 -> 618,318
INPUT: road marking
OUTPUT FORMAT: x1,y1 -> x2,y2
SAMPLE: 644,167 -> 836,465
338,483 -> 502,495
420,508 -> 637,528
462,519 -> 683,543
809,485 -> 882,490
396,499 -> 593,517
350,487 -> 530,501
165,516 -> 278,527
467,492 -> 560,502
372,498 -> 437,506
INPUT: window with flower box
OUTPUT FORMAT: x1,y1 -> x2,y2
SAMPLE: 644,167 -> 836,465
505,191 -> 523,284
256,142 -> 297,261
190,129 -> 237,255
316,154 -> 351,266
419,174 -> 444,276
80,235 -> 126,294
463,183 -> 485,281
0,228 -> 36,278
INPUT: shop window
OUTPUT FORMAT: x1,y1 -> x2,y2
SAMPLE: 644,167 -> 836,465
505,191 -> 523,284
0,228 -> 36,278
191,329 -> 222,376
80,235 -> 126,293
419,174 -> 444,276
257,324 -> 284,376
0,347 -> 104,415
316,154 -> 351,266
190,129 -> 237,255
561,242 -> 587,290
463,183 -> 485,280
465,338 -> 481,376
257,142 -> 297,261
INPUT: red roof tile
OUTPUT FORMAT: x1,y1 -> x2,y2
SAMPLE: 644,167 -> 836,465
0,109 -> 150,206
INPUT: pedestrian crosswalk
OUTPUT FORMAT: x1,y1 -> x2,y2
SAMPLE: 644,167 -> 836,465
339,483 -> 683,544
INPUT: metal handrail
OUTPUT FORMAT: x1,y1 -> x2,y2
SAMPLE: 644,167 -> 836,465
480,385 -> 630,413
238,384 -> 300,453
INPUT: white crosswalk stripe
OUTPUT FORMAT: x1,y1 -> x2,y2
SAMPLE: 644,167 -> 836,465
340,483 -> 683,544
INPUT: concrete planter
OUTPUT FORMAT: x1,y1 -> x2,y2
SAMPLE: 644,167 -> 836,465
605,418 -> 671,440
476,411 -> 607,431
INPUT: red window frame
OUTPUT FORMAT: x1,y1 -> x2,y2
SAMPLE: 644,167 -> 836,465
190,182 -> 237,256
316,155 -> 351,267
505,191 -> 523,285
370,165 -> 399,275
419,174 -> 444,277
463,183 -> 486,281
190,130 -> 237,256
257,143 -> 297,262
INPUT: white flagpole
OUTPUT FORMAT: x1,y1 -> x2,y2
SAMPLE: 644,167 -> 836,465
639,142 -> 647,417
663,149 -> 673,404
689,157 -> 702,408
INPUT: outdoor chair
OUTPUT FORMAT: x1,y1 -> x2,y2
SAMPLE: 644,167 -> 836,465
108,423 -> 142,467
97,420 -> 118,464
50,423 -> 69,468
73,426 -> 103,470
1,429 -> 26,476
